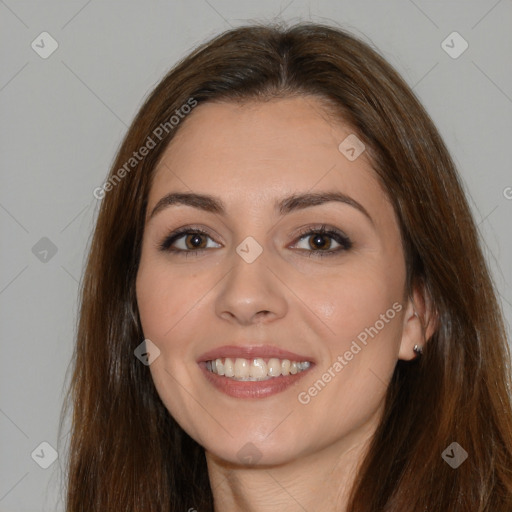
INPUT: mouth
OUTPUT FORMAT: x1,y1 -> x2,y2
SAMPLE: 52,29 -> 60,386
204,357 -> 311,381
197,345 -> 315,399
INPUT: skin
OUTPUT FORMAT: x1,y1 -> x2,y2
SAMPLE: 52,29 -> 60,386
135,96 -> 431,511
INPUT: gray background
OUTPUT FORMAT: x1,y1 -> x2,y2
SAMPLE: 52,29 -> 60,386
1,1 -> 511,510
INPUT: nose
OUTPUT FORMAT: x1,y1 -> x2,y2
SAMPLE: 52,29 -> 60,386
214,254 -> 288,326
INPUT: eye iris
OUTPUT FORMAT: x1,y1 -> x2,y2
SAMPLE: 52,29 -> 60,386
186,233 -> 206,249
309,233 -> 331,250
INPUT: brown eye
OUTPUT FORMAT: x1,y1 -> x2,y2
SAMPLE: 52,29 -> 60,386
291,226 -> 352,257
308,233 -> 332,250
184,233 -> 207,250
159,229 -> 222,253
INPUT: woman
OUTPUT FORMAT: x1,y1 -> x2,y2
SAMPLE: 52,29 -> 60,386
60,22 -> 512,511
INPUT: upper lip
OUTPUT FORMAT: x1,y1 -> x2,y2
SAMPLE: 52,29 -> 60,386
197,344 -> 314,363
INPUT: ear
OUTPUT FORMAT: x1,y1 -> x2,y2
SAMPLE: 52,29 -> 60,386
398,283 -> 437,361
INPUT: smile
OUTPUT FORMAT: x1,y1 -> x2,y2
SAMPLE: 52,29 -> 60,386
205,357 -> 311,381
198,344 -> 315,398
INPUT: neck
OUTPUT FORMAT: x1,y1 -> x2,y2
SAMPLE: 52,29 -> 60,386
205,425 -> 375,512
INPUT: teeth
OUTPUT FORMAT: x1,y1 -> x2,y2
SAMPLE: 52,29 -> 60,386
234,358 -> 250,379
268,358 -> 281,377
249,358 -> 267,378
206,357 -> 311,381
224,358 -> 235,378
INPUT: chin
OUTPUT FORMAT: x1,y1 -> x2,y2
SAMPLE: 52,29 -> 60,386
201,430 -> 311,468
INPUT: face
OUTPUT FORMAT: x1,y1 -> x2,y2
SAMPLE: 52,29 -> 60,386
136,96 -> 417,466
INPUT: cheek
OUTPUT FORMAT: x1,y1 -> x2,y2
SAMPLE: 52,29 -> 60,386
136,258 -> 185,344
136,260 -> 208,441
303,263 -> 404,352
135,255 -> 216,364
294,272 -> 403,433
301,263 -> 404,396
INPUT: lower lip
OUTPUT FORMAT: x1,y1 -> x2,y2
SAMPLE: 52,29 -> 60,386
198,362 -> 313,399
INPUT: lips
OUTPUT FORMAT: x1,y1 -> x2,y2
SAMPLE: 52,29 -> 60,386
197,344 -> 314,364
197,344 -> 315,399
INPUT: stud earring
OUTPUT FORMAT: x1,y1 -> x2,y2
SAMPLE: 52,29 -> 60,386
413,344 -> 423,357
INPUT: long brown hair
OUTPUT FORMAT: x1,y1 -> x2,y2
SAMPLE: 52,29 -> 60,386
60,21 -> 512,510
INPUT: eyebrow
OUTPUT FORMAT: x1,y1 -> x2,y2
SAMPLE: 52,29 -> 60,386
148,191 -> 374,225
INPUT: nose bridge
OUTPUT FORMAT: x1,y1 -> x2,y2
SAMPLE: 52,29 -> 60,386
215,246 -> 287,324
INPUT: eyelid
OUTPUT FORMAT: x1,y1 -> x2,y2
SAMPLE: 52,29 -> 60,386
292,223 -> 349,239
158,223 -> 353,255
289,224 -> 353,253
158,225 -> 222,252
294,224 -> 352,245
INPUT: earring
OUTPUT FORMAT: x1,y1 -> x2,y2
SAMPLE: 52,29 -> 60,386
412,310 -> 423,358
413,344 -> 423,357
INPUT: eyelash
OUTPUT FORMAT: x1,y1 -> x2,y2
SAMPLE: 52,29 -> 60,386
158,224 -> 353,258
299,225 -> 353,256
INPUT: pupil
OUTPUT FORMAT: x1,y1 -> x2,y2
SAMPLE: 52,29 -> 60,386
311,234 -> 329,250
188,234 -> 204,248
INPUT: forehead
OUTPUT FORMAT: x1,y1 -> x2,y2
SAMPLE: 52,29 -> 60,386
149,96 -> 389,216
